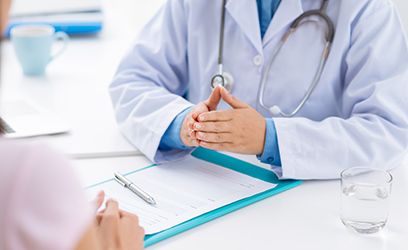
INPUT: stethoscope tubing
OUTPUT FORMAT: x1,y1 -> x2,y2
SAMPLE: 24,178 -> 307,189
217,0 -> 227,74
260,7 -> 334,117
213,0 -> 335,117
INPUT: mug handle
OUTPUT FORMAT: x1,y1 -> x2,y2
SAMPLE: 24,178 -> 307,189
50,31 -> 69,62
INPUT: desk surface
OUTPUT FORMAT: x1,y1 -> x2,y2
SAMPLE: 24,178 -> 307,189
2,0 -> 408,249
1,37 -> 139,158
73,155 -> 408,250
0,0 -> 166,158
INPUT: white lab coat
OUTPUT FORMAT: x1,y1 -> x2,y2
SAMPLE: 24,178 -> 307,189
110,0 -> 408,179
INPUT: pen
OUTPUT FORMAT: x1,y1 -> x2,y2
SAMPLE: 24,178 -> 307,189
114,172 -> 157,205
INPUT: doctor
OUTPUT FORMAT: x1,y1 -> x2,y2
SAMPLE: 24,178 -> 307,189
110,0 -> 408,179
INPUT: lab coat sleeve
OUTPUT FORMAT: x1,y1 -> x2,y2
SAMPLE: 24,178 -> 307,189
273,2 -> 408,180
109,0 -> 194,163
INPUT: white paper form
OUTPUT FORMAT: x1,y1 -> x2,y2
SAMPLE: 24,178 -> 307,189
86,156 -> 277,234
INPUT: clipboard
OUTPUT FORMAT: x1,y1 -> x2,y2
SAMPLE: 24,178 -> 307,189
143,147 -> 302,247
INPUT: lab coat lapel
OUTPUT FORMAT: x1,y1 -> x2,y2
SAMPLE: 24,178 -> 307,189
226,0 -> 263,54
262,0 -> 303,46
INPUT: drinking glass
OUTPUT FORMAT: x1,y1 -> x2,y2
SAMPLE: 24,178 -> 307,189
340,167 -> 392,234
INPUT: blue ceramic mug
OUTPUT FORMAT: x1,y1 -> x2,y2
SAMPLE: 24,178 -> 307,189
11,25 -> 69,76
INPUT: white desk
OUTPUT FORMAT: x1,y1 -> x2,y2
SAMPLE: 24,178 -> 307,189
0,0 -> 167,158
73,155 -> 408,250
2,0 -> 408,249
1,37 -> 139,158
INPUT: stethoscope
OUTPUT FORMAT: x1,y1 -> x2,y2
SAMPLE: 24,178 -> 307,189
210,0 -> 335,117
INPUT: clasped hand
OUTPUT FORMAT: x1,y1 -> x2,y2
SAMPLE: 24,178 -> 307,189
180,86 -> 266,155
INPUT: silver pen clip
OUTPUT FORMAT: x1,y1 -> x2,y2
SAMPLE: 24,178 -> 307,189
114,174 -> 127,187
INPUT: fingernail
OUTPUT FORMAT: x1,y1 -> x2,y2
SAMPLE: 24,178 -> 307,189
199,115 -> 206,121
194,123 -> 201,129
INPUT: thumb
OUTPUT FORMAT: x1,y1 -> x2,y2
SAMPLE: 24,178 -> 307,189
204,86 -> 222,111
220,87 -> 248,109
93,191 -> 105,212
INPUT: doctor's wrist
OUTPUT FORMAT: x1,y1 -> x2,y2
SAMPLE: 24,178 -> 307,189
253,118 -> 267,155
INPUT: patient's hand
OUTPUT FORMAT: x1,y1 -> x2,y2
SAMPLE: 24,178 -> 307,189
93,191 -> 105,212
96,199 -> 145,250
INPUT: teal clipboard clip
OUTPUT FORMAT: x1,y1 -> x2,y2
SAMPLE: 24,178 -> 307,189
144,147 -> 302,247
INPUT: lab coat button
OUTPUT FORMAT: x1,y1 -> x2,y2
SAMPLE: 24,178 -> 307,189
253,55 -> 263,66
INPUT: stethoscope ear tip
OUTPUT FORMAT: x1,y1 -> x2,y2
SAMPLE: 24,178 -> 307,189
269,105 -> 282,116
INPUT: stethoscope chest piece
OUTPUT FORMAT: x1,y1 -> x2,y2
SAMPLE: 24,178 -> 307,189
210,71 -> 234,92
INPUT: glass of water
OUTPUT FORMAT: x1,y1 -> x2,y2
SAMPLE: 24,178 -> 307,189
340,167 -> 393,234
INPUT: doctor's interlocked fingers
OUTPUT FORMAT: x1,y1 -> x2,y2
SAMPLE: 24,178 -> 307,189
193,87 -> 266,155
180,87 -> 222,147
